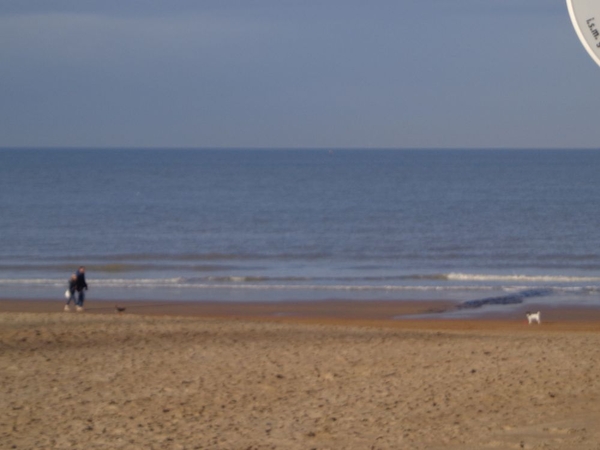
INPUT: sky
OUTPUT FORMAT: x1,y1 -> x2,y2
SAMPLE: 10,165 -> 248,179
1,1 -> 599,149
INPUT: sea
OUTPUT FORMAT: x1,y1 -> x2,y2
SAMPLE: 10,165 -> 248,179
1,148 -> 600,314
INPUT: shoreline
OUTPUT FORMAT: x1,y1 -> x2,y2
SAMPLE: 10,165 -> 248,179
2,298 -> 600,332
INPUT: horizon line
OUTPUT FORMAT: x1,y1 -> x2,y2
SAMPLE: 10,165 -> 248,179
1,146 -> 600,151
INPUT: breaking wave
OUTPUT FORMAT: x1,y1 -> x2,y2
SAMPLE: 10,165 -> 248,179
1,277 -> 600,296
446,273 -> 600,283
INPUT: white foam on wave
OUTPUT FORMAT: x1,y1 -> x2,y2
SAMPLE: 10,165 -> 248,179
446,273 -> 600,283
1,276 -> 599,295
170,284 -> 495,292
0,278 -> 184,287
0,277 -> 495,292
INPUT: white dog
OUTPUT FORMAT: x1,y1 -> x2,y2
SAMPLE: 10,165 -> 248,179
526,311 -> 541,325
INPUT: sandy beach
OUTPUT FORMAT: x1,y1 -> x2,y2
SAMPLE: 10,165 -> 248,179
2,300 -> 600,449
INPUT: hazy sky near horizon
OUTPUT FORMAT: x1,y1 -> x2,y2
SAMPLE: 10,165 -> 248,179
1,1 -> 599,149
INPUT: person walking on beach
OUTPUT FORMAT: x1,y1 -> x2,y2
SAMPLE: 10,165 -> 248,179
64,274 -> 77,312
75,266 -> 88,312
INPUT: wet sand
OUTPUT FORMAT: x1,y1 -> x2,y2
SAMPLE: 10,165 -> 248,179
2,299 -> 600,449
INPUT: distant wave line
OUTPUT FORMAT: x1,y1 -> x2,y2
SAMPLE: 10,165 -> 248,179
0,278 -> 496,292
21,252 -> 336,263
4,269 -> 600,285
446,273 -> 600,283
2,278 -> 600,294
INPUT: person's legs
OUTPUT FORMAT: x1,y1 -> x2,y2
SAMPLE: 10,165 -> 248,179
65,290 -> 75,311
76,291 -> 85,311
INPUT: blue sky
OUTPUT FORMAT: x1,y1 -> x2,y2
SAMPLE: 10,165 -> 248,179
1,1 -> 599,149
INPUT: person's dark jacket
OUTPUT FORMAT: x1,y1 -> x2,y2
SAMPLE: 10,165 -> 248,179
75,272 -> 88,292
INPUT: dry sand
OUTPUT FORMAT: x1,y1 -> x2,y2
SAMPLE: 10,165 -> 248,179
2,300 -> 600,449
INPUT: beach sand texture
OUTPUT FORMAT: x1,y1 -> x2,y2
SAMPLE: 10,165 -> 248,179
2,310 -> 600,449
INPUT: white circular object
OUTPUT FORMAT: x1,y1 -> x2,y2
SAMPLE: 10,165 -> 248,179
566,0 -> 600,67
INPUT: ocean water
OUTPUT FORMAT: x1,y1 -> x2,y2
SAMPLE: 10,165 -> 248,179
1,148 -> 600,311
